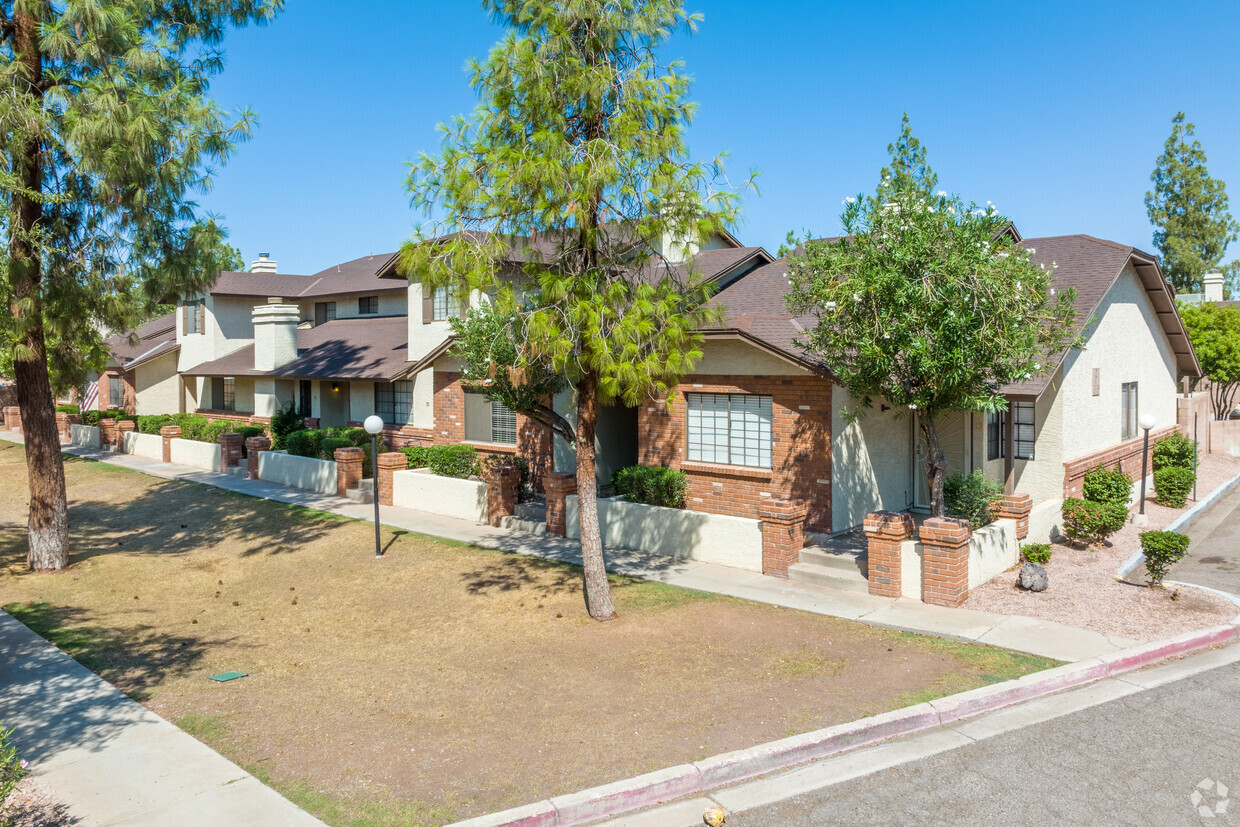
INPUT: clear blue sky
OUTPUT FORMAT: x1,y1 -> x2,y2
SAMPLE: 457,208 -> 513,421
201,1 -> 1240,275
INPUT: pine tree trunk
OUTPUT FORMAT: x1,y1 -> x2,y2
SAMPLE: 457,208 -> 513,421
11,9 -> 70,570
918,414 -> 947,519
575,372 -> 616,621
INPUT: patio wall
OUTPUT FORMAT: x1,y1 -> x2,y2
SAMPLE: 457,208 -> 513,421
257,450 -> 336,495
121,432 -> 163,460
897,517 -> 1020,599
70,424 -> 100,449
170,438 -> 221,473
391,468 -> 488,523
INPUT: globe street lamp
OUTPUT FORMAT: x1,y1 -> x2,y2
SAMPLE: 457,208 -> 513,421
364,415 -> 384,558
1138,413 -> 1156,517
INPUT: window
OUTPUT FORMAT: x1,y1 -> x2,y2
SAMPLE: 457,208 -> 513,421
491,400 -> 517,445
183,299 -> 204,334
463,393 -> 517,445
374,380 -> 413,425
432,286 -> 461,321
108,375 -> 124,408
686,393 -> 773,468
358,296 -> 378,315
987,409 -> 1005,460
314,301 -> 337,325
1121,382 -> 1139,441
299,380 -> 313,417
1012,401 -> 1035,460
211,377 -> 235,411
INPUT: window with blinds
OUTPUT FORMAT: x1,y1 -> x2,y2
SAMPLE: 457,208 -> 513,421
491,400 -> 517,445
686,393 -> 773,468
1121,382 -> 1138,441
432,286 -> 461,320
1012,401 -> 1035,460
375,380 -> 413,425
108,375 -> 124,408
358,296 -> 378,315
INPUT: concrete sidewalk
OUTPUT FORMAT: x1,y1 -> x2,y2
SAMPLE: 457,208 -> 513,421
0,611 -> 322,826
4,434 -> 1142,662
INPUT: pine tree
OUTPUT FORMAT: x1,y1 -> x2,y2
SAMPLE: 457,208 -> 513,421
878,113 -> 938,198
0,1 -> 281,570
1145,112 -> 1239,294
402,0 -> 751,620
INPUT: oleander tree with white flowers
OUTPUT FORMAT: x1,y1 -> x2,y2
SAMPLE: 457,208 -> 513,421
786,172 -> 1081,517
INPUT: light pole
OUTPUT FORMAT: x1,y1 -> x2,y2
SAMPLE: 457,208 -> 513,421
364,415 -> 384,558
1138,413 -> 1156,517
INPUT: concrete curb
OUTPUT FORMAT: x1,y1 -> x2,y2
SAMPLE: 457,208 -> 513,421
1116,469 -> 1240,579
448,626 -> 1238,826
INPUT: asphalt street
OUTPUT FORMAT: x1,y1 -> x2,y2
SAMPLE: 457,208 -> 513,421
1176,482 -> 1240,596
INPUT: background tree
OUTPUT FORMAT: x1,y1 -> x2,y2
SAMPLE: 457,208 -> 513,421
402,0 -> 751,620
787,186 -> 1080,517
1,0 -> 281,570
879,113 -> 937,199
1145,112 -> 1240,294
1179,301 -> 1240,420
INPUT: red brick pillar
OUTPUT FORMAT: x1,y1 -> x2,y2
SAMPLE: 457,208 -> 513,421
219,433 -> 244,470
864,510 -> 914,598
116,419 -> 135,451
993,493 -> 1033,540
159,425 -> 181,462
544,472 -> 578,537
302,417 -> 320,430
246,435 -> 271,480
759,499 -> 809,578
55,412 -> 70,441
919,517 -> 972,608
4,406 -> 21,432
2,407 -> 13,430
485,464 -> 521,527
63,413 -> 81,442
334,446 -> 364,497
99,418 -> 118,449
376,452 -> 406,506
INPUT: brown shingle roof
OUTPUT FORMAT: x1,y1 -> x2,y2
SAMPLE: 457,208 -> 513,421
182,316 -> 409,381
104,312 -> 177,367
211,253 -> 405,300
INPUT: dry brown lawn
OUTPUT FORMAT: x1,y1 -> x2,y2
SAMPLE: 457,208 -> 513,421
0,441 -> 1057,825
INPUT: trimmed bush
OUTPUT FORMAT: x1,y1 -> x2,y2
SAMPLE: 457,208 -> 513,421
320,437 -> 352,460
270,403 -> 304,450
285,429 -> 325,459
82,409 -> 134,426
400,444 -> 480,479
136,414 -> 175,434
1140,530 -> 1190,586
1061,497 -> 1127,548
1019,543 -> 1052,565
1151,431 -> 1196,472
325,426 -> 369,447
483,453 -> 532,500
1153,466 -> 1194,508
612,464 -> 688,509
943,470 -> 1002,526
1081,465 -> 1132,509
55,404 -> 80,414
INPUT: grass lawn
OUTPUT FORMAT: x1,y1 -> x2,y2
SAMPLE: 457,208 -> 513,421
0,440 -> 1059,825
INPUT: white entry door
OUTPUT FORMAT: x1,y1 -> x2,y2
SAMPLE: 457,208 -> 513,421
912,413 -> 970,510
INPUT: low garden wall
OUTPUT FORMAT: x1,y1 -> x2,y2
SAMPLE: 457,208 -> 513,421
391,468 -> 488,523
70,424 -> 101,449
1209,419 -> 1240,457
121,431 -> 163,461
170,438 -> 221,473
257,450 -> 336,495
895,518 -> 1019,599
564,494 -> 763,572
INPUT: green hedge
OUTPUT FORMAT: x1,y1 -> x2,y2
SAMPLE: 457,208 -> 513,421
1140,530 -> 1190,586
1153,466 -> 1194,508
55,404 -> 80,414
270,403 -> 304,450
612,464 -> 688,509
81,409 -> 134,426
1152,431 -> 1196,472
943,470 -> 1002,526
1082,465 -> 1132,509
1061,498 -> 1127,548
285,429 -> 326,459
400,444 -> 479,479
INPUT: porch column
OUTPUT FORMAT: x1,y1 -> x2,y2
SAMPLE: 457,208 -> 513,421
544,472 -> 578,537
246,435 -> 271,480
759,499 -> 809,579
864,511 -> 914,598
159,425 -> 181,463
99,418 -> 118,450
993,493 -> 1032,540
485,464 -> 521,527
376,452 -> 406,507
219,432 -> 244,470
919,517 -> 971,608
334,446 -> 364,497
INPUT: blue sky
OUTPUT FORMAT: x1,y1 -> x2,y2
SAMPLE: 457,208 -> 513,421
201,1 -> 1240,274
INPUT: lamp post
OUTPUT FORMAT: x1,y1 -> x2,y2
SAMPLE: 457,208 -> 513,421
1138,413 -> 1156,517
364,415 -> 384,558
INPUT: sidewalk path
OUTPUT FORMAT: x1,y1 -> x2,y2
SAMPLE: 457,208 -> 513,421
0,611 -> 322,826
2,434 -> 1142,663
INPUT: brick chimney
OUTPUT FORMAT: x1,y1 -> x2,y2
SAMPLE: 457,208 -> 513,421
251,252 -> 277,274
1203,270 -> 1224,303
253,298 -> 300,371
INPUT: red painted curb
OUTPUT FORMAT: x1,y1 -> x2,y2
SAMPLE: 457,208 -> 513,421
1100,624 -> 1238,676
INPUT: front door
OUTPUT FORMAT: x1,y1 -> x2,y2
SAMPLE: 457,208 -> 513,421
912,413 -> 971,510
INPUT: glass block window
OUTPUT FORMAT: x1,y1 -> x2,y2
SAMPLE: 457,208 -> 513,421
432,286 -> 461,321
1012,401 -> 1035,460
358,296 -> 378,315
686,393 -> 773,468
1121,382 -> 1139,441
491,400 -> 517,445
375,380 -> 413,425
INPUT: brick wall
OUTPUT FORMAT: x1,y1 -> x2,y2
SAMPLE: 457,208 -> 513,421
98,369 -> 137,413
1062,425 -> 1179,499
376,452 -> 405,506
919,517 -> 971,608
637,374 -> 833,533
196,409 -> 272,426
334,446 -> 364,497
864,510 -> 914,598
759,499 -> 809,578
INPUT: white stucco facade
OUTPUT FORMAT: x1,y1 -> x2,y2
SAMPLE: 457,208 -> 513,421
133,352 -> 180,415
832,386 -> 913,532
690,339 -> 805,377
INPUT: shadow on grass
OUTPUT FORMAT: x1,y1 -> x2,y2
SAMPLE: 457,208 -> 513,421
459,553 -> 580,597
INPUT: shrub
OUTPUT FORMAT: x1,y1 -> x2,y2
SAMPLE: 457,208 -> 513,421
400,444 -> 480,479
285,429 -> 325,459
320,437 -> 353,460
361,441 -> 375,479
1151,431 -> 1196,472
1081,465 -> 1132,508
942,470 -> 1002,526
136,414 -> 175,435
82,409 -> 133,426
235,425 -> 268,457
612,464 -> 688,509
1020,543 -> 1052,565
270,403 -> 304,450
1,723 -> 29,819
1153,466 -> 1194,508
1140,530 -> 1190,586
1061,497 -> 1127,548
325,426 -> 369,447
55,403 -> 79,414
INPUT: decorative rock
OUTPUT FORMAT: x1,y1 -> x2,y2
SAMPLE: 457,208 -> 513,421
704,806 -> 727,827
1017,561 -> 1048,592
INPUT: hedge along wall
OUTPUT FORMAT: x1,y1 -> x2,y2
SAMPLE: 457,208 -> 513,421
257,450 -> 336,495
391,468 -> 487,523
122,431 -> 163,460
169,438 -> 221,473
564,494 -> 763,572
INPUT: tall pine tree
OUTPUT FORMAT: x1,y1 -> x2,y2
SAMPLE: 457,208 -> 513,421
879,113 -> 937,198
1145,112 -> 1239,294
1,0 -> 281,570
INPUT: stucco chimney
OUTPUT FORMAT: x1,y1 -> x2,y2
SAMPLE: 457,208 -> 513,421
253,299 -> 299,371
251,252 -> 277,274
1203,270 -> 1224,303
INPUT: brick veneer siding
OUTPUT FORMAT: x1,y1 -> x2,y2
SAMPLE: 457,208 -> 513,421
485,464 -> 521,527
759,499 -> 809,578
1062,425 -> 1179,500
919,517 -> 971,608
334,447 -> 364,497
376,452 -> 405,506
245,435 -> 270,479
196,409 -> 273,426
159,425 -> 181,462
433,371 -> 553,493
544,472 -> 578,536
219,432 -> 244,469
864,510 -> 914,598
993,493 -> 1032,540
637,375 -> 833,533
387,424 -> 436,449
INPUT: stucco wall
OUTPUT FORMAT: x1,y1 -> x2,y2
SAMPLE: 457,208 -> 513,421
690,339 -> 805,377
410,370 -> 434,429
297,290 -> 407,322
391,468 -> 487,522
169,438 -> 221,472
70,424 -> 101,449
133,352 -> 180,415
350,381 -> 376,424
257,450 -> 337,494
177,295 -> 254,372
565,494 -> 763,571
121,431 -> 163,460
968,518 -> 1019,589
832,386 -> 913,532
